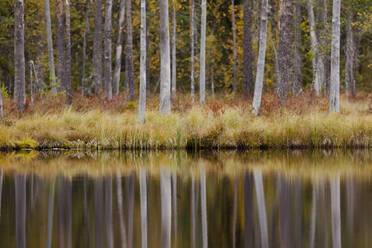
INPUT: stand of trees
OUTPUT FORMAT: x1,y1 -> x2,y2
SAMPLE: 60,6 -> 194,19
0,0 -> 372,117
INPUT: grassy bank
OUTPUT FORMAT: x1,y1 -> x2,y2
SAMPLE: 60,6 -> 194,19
1,96 -> 372,150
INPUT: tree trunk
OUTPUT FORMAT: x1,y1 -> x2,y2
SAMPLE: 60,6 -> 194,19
199,0 -> 207,105
14,0 -> 26,111
104,0 -> 113,99
138,0 -> 147,123
254,171 -> 269,248
139,169 -> 148,248
252,0 -> 269,115
190,0 -> 195,103
56,0 -> 65,91
331,177 -> 341,248
292,2 -> 303,95
44,0 -> 57,94
93,0 -> 103,92
329,0 -> 341,113
159,0 -> 171,114
125,0 -> 135,101
277,0 -> 293,102
81,0 -> 91,96
65,0 -> 72,104
160,169 -> 172,248
113,0 -> 126,96
307,0 -> 322,96
345,13 -> 356,98
232,0 -> 237,96
171,0 -> 177,98
0,89 -> 3,119
243,0 -> 254,98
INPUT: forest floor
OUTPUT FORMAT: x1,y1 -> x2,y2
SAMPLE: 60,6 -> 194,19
1,91 -> 372,150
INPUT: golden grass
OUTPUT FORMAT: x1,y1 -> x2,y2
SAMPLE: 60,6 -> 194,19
1,93 -> 372,150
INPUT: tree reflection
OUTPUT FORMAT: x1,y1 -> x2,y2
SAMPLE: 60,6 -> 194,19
331,176 -> 341,248
15,173 -> 26,248
94,178 -> 104,248
116,173 -> 127,248
254,171 -> 268,248
244,172 -> 254,248
105,176 -> 114,248
160,169 -> 172,248
139,168 -> 148,248
46,179 -> 55,248
200,166 -> 208,248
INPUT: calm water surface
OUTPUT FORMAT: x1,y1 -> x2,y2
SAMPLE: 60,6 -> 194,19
0,151 -> 371,247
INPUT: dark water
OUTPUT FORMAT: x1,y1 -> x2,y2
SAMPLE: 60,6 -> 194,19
0,151 -> 371,247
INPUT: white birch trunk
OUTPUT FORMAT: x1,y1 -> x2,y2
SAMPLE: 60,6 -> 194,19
113,0 -> 126,96
104,0 -> 113,99
171,0 -> 177,97
159,0 -> 171,114
329,0 -> 341,113
331,177 -> 341,248
254,171 -> 269,248
199,0 -> 207,105
308,0 -> 322,96
138,0 -> 147,123
139,169 -> 148,248
252,0 -> 269,115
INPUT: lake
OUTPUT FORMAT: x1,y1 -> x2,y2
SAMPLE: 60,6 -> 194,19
0,150 -> 371,247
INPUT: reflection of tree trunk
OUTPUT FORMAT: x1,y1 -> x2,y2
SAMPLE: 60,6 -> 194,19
140,169 -> 148,248
15,174 -> 26,248
270,177 -> 280,248
254,171 -> 268,248
201,167 -> 208,248
106,177 -> 114,248
58,178 -> 66,248
0,169 -> 2,217
232,178 -> 237,247
294,178 -> 302,248
172,172 -> 177,245
244,172 -> 253,248
94,178 -> 104,248
279,175 -> 293,247
116,174 -> 127,248
331,177 -> 341,248
191,176 -> 196,248
160,169 -> 172,248
346,178 -> 354,233
127,172 -> 135,248
83,176 -> 91,247
46,179 -> 55,248
309,183 -> 317,248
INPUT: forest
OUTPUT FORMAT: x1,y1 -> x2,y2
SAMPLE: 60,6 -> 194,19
0,0 -> 372,149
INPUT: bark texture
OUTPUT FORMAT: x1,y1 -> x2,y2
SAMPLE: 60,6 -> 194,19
171,0 -> 177,97
345,14 -> 356,97
243,0 -> 254,97
329,0 -> 341,113
232,0 -> 237,95
159,0 -> 171,114
93,0 -> 103,92
125,0 -> 135,101
138,0 -> 147,123
104,0 -> 113,99
65,0 -> 72,104
190,0 -> 195,103
81,0 -> 91,95
56,0 -> 65,91
252,0 -> 269,115
277,0 -> 293,102
199,0 -> 207,105
14,0 -> 26,111
292,1 -> 303,95
113,0 -> 126,96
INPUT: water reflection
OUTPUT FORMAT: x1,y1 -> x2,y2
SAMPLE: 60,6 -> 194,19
0,152 -> 372,247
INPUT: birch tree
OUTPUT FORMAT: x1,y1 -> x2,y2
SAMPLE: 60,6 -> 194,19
232,0 -> 237,96
190,0 -> 195,103
113,0 -> 126,96
252,0 -> 269,115
125,0 -> 135,101
81,0 -> 91,95
199,0 -> 207,105
44,0 -> 57,93
14,0 -> 26,111
292,1 -> 303,94
345,13 -> 356,97
104,0 -> 113,99
65,0 -> 72,104
93,0 -> 103,92
171,0 -> 177,98
243,0 -> 254,97
329,0 -> 341,113
56,0 -> 65,91
277,0 -> 294,102
138,0 -> 147,123
159,0 -> 171,114
308,0 -> 324,96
